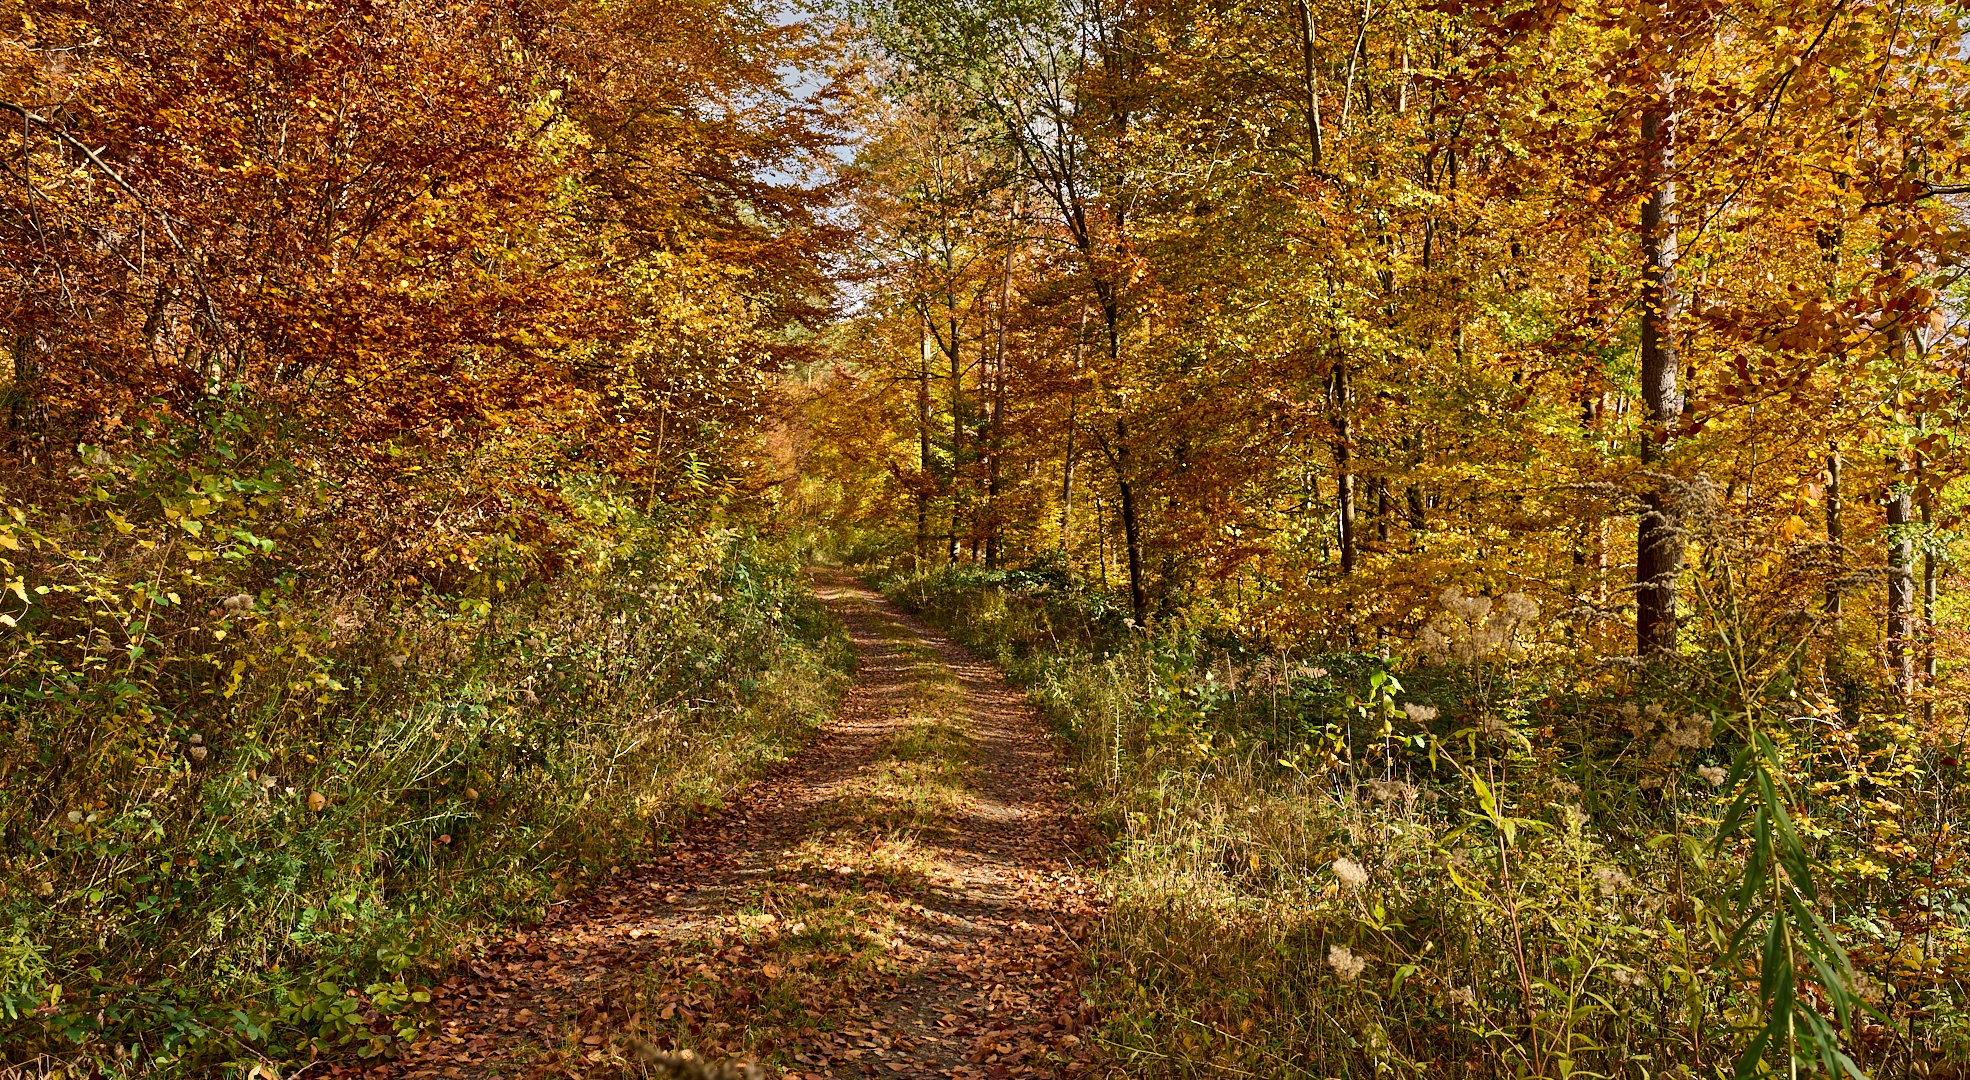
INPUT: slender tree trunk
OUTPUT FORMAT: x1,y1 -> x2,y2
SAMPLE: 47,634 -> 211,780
916,315 -> 933,568
1398,47 -> 1409,115
1294,0 -> 1324,170
984,361 -> 1004,567
1306,469 -> 1329,565
644,408 -> 669,513
986,213 -> 1016,569
1116,419 -> 1147,627
1339,0 -> 1371,133
1094,291 -> 1149,627
1636,84 -> 1683,655
1820,173 -> 1846,625
8,334 -> 34,442
1921,457 -> 1937,728
1332,360 -> 1356,575
1059,401 -> 1077,550
1923,542 -> 1938,725
1095,488 -> 1109,587
1885,470 -> 1914,695
1825,444 -> 1858,720
1826,444 -> 1844,615
947,316 -> 963,564
973,333 -> 994,567
985,366 -> 1003,569
1060,306 -> 1087,555
1404,434 -> 1425,538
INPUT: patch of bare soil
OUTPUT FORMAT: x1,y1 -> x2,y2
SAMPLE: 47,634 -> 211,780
339,569 -> 1107,1080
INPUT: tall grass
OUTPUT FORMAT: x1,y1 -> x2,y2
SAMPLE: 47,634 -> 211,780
883,563 -> 1970,1079
1,464 -> 848,1075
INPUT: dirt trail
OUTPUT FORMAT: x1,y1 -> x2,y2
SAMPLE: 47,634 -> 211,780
361,569 -> 1106,1080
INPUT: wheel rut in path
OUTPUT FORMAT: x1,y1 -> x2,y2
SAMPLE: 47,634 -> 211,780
366,569 -> 1107,1080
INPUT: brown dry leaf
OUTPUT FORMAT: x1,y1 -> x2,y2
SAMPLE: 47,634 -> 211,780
369,576 -> 1105,1079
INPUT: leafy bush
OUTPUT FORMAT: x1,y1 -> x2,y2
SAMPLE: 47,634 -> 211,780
1,443 -> 848,1075
885,562 -> 1958,1078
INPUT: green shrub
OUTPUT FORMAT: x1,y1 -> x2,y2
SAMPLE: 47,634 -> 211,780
1,449 -> 847,1075
885,562 -> 1945,1079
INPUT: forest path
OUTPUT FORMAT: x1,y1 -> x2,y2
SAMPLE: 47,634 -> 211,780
366,569 -> 1106,1080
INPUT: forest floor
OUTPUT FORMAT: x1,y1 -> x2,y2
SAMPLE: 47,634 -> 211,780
344,569 -> 1107,1080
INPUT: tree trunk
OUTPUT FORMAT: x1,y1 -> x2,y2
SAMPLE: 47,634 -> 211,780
1116,419 -> 1148,627
1921,460 -> 1937,727
1332,359 -> 1356,575
1885,471 -> 1914,694
1338,0 -> 1371,133
644,408 -> 669,513
1059,309 -> 1086,554
1305,469 -> 1329,564
1058,408 -> 1076,549
984,358 -> 1005,569
7,334 -> 34,441
1825,444 -> 1844,615
1294,0 -> 1324,170
1636,85 -> 1683,656
916,317 -> 933,568
1092,289 -> 1149,626
1095,488 -> 1109,587
1404,434 -> 1425,538
986,202 -> 1018,569
947,315 -> 964,564
1824,444 -> 1859,721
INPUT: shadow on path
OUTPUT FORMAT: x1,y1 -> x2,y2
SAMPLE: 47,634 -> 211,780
359,569 -> 1106,1080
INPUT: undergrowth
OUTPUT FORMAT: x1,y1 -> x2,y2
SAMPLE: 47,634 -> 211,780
882,562 -> 1970,1079
0,445 -> 849,1076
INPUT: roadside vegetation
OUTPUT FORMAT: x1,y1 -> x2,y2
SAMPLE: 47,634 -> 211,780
790,0 -> 1970,1075
0,456 -> 847,1073
6,0 -> 1970,1075
883,562 -> 1970,1078
0,0 -> 847,1074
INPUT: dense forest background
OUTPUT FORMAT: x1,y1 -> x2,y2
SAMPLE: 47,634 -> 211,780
808,0 -> 1969,683
806,0 -> 1970,1075
3,0 -> 1969,1075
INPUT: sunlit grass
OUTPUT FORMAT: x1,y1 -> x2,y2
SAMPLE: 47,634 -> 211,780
0,516 -> 849,1075
884,565 -> 1917,1079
